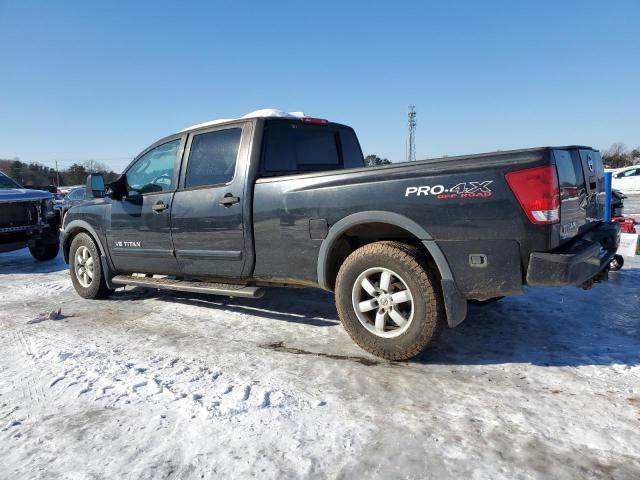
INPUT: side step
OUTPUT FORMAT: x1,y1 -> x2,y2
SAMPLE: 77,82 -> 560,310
111,275 -> 265,298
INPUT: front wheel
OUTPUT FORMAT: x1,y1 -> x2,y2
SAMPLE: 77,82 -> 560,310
29,241 -> 60,261
69,232 -> 113,299
335,241 -> 445,361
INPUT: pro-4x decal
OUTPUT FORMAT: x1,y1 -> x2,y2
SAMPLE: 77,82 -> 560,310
405,181 -> 493,199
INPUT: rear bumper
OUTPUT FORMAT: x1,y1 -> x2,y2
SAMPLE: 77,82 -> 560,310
526,222 -> 620,287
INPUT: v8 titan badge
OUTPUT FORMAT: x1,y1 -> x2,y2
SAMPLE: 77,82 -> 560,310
405,181 -> 493,199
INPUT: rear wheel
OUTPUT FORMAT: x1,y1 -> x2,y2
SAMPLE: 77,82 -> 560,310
29,241 -> 59,261
69,233 -> 113,299
335,241 -> 445,361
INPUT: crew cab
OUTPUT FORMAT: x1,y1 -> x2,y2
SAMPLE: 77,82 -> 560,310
1,170 -> 60,261
60,109 -> 619,360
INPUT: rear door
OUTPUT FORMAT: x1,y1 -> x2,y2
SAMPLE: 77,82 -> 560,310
170,122 -> 251,278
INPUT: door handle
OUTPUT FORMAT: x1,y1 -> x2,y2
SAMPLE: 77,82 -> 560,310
219,194 -> 240,206
152,201 -> 169,212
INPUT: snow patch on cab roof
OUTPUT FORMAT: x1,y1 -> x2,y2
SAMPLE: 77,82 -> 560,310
180,109 -> 307,132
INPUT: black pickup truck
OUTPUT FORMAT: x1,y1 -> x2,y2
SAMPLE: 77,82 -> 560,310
1,171 -> 60,260
60,110 -> 619,360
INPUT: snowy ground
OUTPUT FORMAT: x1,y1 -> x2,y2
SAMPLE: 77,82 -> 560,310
1,247 -> 639,480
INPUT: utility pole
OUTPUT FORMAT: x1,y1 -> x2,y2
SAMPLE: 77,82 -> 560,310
55,160 -> 60,187
407,106 -> 416,162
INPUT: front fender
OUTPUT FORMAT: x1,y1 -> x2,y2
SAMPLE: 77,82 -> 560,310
62,219 -> 108,264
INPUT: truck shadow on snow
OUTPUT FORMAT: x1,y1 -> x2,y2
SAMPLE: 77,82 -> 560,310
112,285 -> 341,328
111,265 -> 640,369
0,249 -> 67,274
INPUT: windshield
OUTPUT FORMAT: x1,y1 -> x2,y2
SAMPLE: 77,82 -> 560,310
0,173 -> 21,189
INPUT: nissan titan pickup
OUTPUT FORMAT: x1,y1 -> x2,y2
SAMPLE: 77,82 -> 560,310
60,110 -> 619,360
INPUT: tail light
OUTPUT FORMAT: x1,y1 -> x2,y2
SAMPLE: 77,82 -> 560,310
505,165 -> 560,224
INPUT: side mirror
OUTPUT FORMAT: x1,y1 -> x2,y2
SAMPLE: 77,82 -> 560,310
86,174 -> 105,198
108,174 -> 127,201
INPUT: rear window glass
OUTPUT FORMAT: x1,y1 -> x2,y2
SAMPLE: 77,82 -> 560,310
339,128 -> 365,169
262,121 -> 363,175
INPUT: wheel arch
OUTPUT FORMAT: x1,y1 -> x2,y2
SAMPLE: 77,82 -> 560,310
62,220 -> 107,264
317,211 -> 467,327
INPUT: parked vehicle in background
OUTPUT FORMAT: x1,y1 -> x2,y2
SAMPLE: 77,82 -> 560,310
61,109 -> 619,360
0,170 -> 60,260
53,191 -> 66,212
611,166 -> 640,193
58,186 -> 87,220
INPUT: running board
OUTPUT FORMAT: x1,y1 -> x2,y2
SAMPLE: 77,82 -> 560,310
111,275 -> 265,298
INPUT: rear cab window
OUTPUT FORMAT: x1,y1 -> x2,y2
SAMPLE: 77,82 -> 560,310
260,120 -> 364,176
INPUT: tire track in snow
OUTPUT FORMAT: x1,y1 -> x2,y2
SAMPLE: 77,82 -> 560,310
30,341 -> 318,421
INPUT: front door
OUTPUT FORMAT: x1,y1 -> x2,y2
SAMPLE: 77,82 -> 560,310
107,137 -> 183,275
170,123 -> 249,278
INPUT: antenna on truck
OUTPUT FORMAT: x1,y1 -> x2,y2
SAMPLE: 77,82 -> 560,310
407,106 -> 416,162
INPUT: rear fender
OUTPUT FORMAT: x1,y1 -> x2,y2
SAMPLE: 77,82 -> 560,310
317,211 -> 467,327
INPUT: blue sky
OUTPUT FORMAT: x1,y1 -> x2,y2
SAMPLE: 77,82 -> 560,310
1,0 -> 638,171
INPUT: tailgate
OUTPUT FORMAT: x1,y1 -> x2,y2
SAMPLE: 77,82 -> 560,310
553,147 -> 604,244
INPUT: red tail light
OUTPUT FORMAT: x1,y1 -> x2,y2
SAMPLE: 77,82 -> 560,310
300,117 -> 329,124
505,165 -> 560,224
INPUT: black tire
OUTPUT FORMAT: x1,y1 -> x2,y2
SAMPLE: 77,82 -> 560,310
469,296 -> 504,306
609,254 -> 624,271
29,241 -> 60,261
69,232 -> 113,299
335,241 -> 445,361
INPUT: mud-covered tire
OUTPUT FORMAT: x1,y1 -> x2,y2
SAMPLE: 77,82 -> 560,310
69,232 -> 113,299
29,241 -> 60,261
335,241 -> 445,361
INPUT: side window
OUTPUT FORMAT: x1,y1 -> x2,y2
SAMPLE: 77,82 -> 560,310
184,128 -> 242,188
127,139 -> 180,194
262,121 -> 341,175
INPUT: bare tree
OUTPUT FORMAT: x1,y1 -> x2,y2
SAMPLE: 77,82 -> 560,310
82,160 -> 109,174
602,143 -> 632,169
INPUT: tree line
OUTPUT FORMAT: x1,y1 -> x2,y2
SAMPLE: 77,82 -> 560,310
601,143 -> 640,169
364,155 -> 392,166
0,158 -> 119,188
